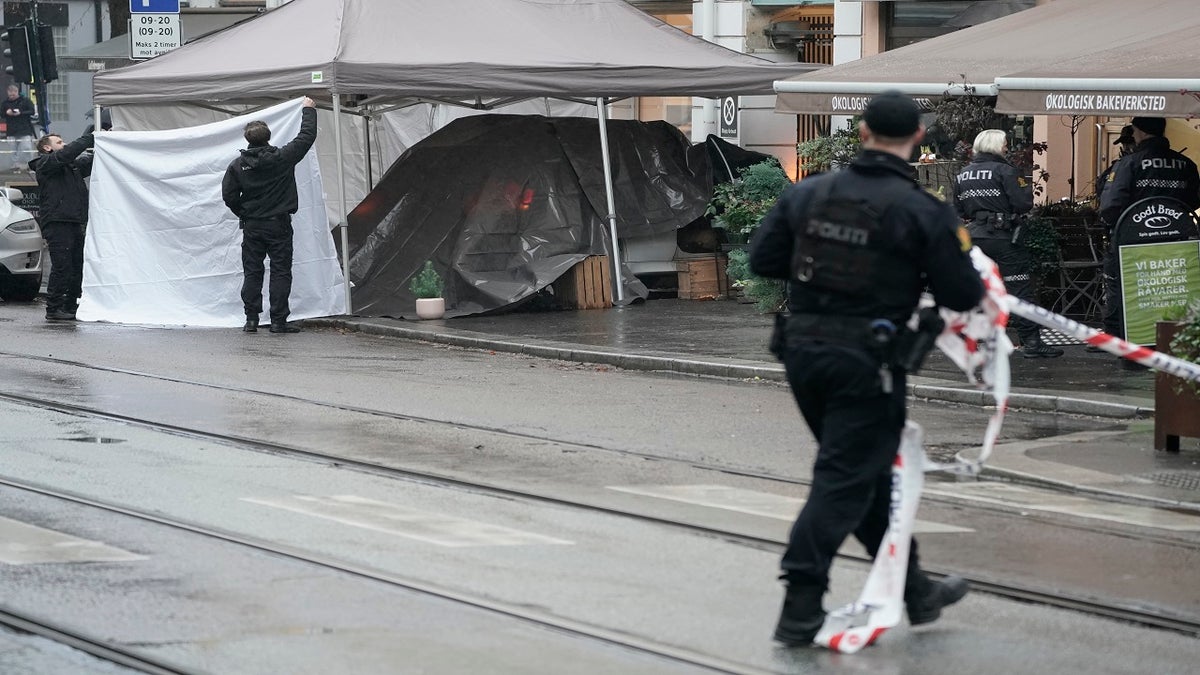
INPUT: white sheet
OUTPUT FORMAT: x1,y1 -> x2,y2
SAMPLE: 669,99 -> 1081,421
80,99 -> 346,327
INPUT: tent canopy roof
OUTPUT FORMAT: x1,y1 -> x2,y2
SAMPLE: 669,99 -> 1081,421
93,0 -> 815,106
773,0 -> 1199,114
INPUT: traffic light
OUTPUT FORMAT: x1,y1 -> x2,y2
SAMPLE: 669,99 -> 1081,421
36,24 -> 56,84
2,24 -> 32,83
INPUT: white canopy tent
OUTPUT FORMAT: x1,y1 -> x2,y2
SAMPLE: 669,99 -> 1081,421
92,0 -> 816,309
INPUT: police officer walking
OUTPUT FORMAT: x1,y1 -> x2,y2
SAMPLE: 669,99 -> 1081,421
954,129 -> 1063,358
1099,117 -> 1200,341
749,91 -> 982,647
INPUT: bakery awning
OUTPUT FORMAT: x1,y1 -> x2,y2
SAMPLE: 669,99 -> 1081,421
774,0 -> 1196,115
995,24 -> 1200,117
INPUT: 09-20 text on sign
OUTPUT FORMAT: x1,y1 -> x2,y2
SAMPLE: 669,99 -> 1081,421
129,13 -> 181,60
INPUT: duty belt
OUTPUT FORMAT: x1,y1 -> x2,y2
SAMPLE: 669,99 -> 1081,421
973,212 -> 1017,229
786,313 -> 879,343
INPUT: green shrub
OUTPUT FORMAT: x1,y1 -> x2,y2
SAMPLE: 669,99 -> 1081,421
408,261 -> 444,299
705,160 -> 791,245
1167,300 -> 1200,395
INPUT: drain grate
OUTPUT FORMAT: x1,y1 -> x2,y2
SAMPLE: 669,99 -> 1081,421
1135,471 -> 1200,491
61,436 -> 125,444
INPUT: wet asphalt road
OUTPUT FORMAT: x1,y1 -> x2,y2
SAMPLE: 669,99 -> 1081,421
0,302 -> 1197,673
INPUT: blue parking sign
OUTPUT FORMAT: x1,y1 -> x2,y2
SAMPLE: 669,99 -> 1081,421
130,0 -> 180,13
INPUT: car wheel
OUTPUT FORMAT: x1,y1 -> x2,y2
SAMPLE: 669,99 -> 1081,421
0,274 -> 41,302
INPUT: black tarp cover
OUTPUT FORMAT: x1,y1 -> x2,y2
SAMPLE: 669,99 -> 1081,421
347,115 -> 711,318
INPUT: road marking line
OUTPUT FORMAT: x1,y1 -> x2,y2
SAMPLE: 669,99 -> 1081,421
925,483 -> 1200,531
243,495 -> 574,547
0,517 -> 146,565
607,484 -> 974,534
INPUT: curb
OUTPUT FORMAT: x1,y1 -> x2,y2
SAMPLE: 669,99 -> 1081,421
309,317 -> 1153,420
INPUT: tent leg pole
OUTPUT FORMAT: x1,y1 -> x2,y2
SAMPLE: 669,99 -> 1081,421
596,97 -> 625,303
332,93 -> 353,313
364,110 -> 374,187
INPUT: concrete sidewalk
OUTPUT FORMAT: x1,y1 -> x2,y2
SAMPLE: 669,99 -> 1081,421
308,298 -> 1200,510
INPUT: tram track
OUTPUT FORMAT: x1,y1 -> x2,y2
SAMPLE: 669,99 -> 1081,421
0,605 -> 197,675
0,476 -> 771,675
0,349 -> 1197,547
1,389 -> 1199,639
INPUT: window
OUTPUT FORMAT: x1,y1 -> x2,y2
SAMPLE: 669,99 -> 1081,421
636,12 -> 693,136
885,1 -> 1035,51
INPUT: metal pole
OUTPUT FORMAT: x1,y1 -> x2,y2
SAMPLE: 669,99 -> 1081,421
29,0 -> 47,135
363,111 -> 373,187
332,93 -> 353,312
595,97 -> 624,302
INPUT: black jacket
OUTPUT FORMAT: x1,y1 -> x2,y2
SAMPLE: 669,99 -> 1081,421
750,150 -> 983,321
953,152 -> 1033,239
29,133 -> 94,225
222,107 -> 318,222
1099,136 -> 1200,226
3,94 -> 35,138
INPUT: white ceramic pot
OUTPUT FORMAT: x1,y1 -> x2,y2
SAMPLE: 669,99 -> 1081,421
415,297 -> 445,320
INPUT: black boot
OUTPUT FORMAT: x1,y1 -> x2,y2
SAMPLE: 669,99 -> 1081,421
269,320 -> 301,334
243,317 -> 259,333
1021,335 -> 1064,359
45,296 -> 72,321
906,575 -> 969,626
774,585 -> 826,647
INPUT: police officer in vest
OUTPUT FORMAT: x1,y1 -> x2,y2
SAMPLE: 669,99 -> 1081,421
749,91 -> 981,647
1099,117 -> 1200,341
954,129 -> 1063,358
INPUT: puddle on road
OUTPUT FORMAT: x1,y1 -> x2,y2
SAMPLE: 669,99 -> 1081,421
60,436 -> 125,444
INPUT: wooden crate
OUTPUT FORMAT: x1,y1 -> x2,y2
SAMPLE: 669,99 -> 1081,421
554,255 -> 612,310
677,255 -> 728,300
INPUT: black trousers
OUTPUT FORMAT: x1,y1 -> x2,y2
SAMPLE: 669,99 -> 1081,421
975,237 -> 1039,343
41,221 -> 85,312
779,338 -> 926,595
1101,244 -> 1123,339
240,218 -> 294,323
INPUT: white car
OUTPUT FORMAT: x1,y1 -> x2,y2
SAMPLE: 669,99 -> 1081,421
0,187 -> 42,302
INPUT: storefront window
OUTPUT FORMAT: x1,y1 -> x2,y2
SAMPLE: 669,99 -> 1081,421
885,1 -> 1035,50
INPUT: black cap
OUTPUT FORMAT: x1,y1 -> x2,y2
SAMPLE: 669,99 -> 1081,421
862,90 -> 921,138
1114,125 -> 1135,145
1131,117 -> 1166,136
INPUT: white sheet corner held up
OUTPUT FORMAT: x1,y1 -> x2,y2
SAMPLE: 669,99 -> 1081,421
79,98 -> 346,327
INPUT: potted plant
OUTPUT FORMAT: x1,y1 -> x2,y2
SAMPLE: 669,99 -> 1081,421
1156,301 -> 1200,452
409,260 -> 445,320
704,159 -> 791,311
796,119 -> 860,174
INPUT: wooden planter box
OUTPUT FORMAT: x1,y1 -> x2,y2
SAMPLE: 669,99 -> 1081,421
1154,321 -> 1200,452
677,255 -> 728,300
553,255 -> 612,310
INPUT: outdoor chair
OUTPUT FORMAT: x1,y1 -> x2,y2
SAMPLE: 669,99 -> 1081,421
1045,220 -> 1105,322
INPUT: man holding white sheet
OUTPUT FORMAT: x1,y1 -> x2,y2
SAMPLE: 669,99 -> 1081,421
222,96 -> 318,333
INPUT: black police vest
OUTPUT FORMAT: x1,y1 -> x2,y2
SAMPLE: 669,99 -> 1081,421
791,174 -> 921,309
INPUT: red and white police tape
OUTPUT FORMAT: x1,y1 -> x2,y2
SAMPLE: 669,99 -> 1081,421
1007,297 -> 1200,383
